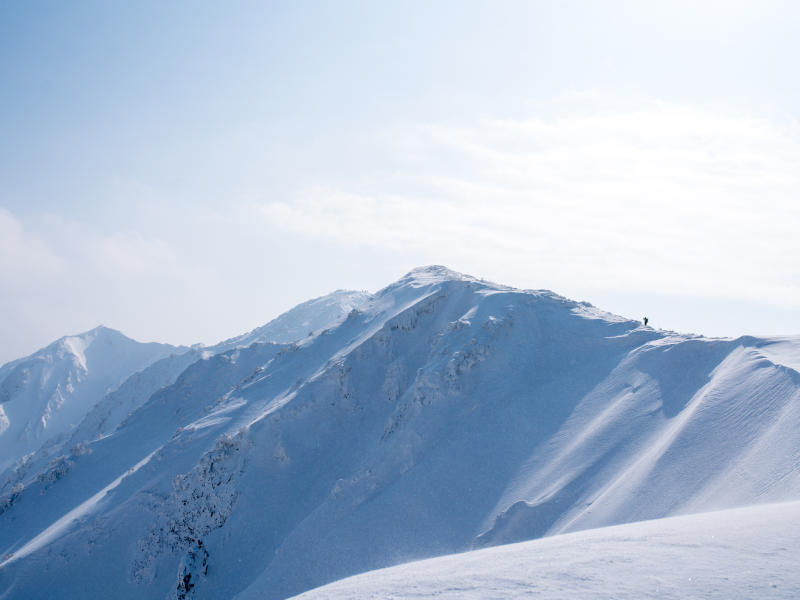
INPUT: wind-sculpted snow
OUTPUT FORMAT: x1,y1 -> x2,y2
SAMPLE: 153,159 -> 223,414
0,266 -> 799,600
291,501 -> 800,600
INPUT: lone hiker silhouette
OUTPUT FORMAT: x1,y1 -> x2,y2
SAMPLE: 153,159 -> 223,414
643,316 -> 649,327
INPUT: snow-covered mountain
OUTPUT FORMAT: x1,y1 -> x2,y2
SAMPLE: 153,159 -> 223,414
61,289 -> 370,455
0,266 -> 798,599
0,289 -> 368,489
0,326 -> 184,474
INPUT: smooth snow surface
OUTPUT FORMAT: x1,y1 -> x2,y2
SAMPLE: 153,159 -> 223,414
0,266 -> 798,600
291,501 -> 800,600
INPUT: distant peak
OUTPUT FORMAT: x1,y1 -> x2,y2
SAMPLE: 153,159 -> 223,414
374,266 -> 508,297
88,324 -> 114,334
407,264 -> 458,275
74,325 -> 125,340
53,326 -> 144,357
54,326 -> 125,361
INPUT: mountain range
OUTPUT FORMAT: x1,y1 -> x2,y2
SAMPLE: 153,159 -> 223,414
0,266 -> 797,599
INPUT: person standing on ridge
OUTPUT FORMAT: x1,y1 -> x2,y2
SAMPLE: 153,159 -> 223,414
643,316 -> 649,327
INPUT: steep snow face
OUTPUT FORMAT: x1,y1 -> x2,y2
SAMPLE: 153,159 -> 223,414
0,267 -> 798,600
66,349 -> 205,445
0,327 -> 184,473
291,501 -> 800,600
471,335 -> 800,547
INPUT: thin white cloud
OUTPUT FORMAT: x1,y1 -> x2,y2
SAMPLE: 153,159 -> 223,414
257,101 -> 800,307
0,210 -> 233,363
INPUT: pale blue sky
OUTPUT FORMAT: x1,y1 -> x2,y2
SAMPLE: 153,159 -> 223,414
2,1 -> 799,362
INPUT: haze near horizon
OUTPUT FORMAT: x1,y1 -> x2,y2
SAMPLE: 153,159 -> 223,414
1,0 -> 799,363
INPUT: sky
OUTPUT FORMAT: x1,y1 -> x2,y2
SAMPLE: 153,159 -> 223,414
1,0 -> 799,363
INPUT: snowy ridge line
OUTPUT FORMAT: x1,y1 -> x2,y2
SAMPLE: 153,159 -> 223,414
212,289 -> 372,350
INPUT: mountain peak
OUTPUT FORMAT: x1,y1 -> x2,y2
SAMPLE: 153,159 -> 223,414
396,265 -> 481,287
385,266 -> 515,297
405,264 -> 466,279
51,326 -> 135,363
55,325 -> 126,347
86,324 -> 116,335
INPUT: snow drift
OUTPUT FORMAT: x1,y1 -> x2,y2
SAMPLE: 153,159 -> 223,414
291,501 -> 800,600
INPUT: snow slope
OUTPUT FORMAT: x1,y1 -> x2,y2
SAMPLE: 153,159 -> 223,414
0,288 -> 368,494
216,290 -> 371,349
0,266 -> 798,599
0,327 -> 183,473
73,289 -> 370,443
291,501 -> 800,599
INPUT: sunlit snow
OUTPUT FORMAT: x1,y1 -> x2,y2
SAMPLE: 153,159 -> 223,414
1,267 -> 798,599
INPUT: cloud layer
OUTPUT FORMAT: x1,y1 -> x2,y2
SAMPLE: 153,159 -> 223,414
0,208 -> 236,363
4,100 -> 799,363
259,102 -> 800,306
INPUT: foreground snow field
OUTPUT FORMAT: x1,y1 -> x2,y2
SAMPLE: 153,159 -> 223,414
292,501 -> 800,600
1,267 -> 799,599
